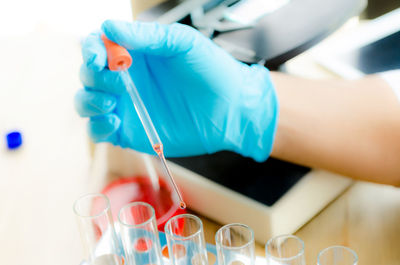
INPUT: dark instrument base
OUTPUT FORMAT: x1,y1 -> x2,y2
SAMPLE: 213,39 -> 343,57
169,152 -> 310,206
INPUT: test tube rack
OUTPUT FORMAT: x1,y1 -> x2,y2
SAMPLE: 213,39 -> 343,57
79,230 -> 218,265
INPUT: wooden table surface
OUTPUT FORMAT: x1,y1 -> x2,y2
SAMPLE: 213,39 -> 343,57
1,27 -> 400,265
198,181 -> 400,264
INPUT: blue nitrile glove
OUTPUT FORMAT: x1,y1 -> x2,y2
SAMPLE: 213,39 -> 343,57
75,20 -> 279,162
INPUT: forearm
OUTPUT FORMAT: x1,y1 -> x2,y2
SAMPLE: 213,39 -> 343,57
270,72 -> 400,185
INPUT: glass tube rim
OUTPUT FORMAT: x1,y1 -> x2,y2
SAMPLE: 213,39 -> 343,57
317,245 -> 358,264
73,193 -> 110,219
165,213 -> 204,240
265,234 -> 305,262
118,201 -> 156,228
215,223 -> 255,250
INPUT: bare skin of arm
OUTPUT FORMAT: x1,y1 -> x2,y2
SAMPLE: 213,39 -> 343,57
270,72 -> 400,185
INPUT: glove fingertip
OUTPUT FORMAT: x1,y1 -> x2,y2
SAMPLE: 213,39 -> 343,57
82,34 -> 107,72
101,20 -> 125,42
101,19 -> 114,32
102,20 -> 165,53
89,54 -> 106,72
88,114 -> 121,141
84,54 -> 103,72
74,90 -> 117,117
102,20 -> 194,55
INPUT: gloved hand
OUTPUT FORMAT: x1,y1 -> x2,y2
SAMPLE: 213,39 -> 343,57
75,20 -> 279,162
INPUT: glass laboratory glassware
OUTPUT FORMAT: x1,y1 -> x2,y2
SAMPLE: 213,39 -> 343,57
97,150 -> 186,231
215,223 -> 255,265
119,202 -> 164,265
317,246 -> 358,265
73,193 -> 124,265
100,35 -> 185,210
165,214 -> 208,265
265,234 -> 305,265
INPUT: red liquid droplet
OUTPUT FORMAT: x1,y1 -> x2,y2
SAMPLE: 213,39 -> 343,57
179,201 -> 186,209
153,143 -> 163,155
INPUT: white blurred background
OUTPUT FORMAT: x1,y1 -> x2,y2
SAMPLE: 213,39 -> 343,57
0,0 -> 132,37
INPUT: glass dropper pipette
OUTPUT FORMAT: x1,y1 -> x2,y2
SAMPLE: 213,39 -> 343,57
101,34 -> 186,209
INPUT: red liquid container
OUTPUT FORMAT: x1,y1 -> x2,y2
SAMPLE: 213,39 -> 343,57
90,147 -> 186,231
101,175 -> 186,231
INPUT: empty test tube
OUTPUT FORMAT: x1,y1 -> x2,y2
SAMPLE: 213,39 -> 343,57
215,223 -> 255,265
317,246 -> 358,265
265,234 -> 305,265
73,193 -> 124,265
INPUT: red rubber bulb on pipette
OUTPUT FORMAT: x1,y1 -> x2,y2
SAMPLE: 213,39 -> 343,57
101,34 -> 132,71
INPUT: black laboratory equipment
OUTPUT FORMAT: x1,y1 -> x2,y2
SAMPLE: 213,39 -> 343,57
138,0 -> 367,68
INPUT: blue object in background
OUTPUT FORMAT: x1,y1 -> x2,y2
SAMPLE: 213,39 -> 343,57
6,131 -> 22,150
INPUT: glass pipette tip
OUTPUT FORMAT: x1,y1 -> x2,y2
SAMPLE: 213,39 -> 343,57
119,70 -> 186,209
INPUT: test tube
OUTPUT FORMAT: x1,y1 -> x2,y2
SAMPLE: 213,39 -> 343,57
73,193 -> 124,265
165,214 -> 208,265
265,234 -> 305,265
118,202 -> 164,265
317,246 -> 358,265
215,223 -> 255,265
